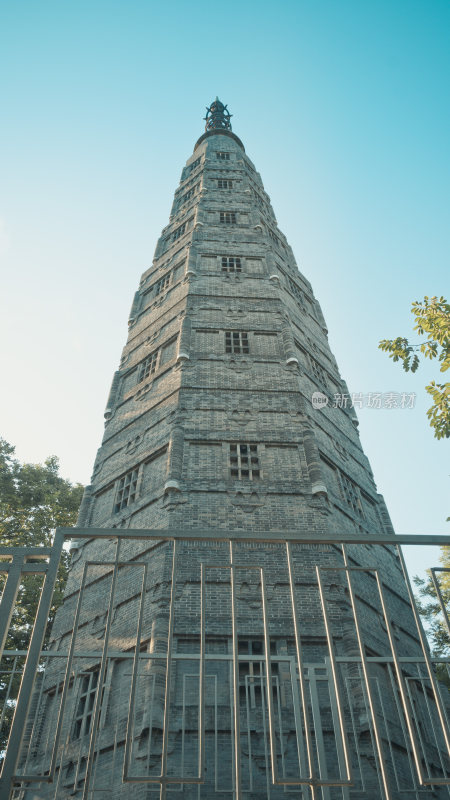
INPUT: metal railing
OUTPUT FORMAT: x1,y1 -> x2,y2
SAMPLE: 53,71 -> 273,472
0,527 -> 449,800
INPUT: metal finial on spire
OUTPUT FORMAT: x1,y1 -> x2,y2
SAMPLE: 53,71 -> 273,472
204,97 -> 232,132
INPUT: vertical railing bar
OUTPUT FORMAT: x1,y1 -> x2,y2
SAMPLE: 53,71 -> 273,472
199,562 -> 206,780
52,742 -> 66,800
327,662 -> 351,796
227,588 -> 235,797
147,674 -> 156,776
405,674 -> 433,785
230,540 -> 242,800
414,662 -> 450,789
0,656 -> 19,732
49,672 -> 72,797
90,723 -> 102,798
83,537 -> 122,800
182,674 -> 186,788
288,656 -> 308,782
214,673 -> 221,794
340,545 -> 392,799
123,560 -> 148,780
375,565 -> 448,785
116,679 -> 128,787
214,674 -> 218,794
0,530 -> 64,796
285,677 -> 311,800
60,667 -> 80,785
396,546 -> 450,759
19,653 -> 48,778
286,542 -> 318,797
375,675 -> 402,792
0,557 -> 23,659
344,673 -> 365,794
307,669 -> 331,800
275,673 -> 287,784
361,663 -> 384,796
245,676 -> 252,793
433,665 -> 450,767
387,663 -> 420,798
48,558 -> 90,777
260,564 -> 278,786
74,741 -> 84,795
315,565 -> 352,782
111,719 -> 119,798
258,669 -> 271,797
160,538 -> 178,800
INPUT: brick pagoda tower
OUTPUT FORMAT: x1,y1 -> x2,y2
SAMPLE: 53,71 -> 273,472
12,99 -> 449,799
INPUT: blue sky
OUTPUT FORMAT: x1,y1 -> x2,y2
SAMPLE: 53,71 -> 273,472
0,0 -> 448,575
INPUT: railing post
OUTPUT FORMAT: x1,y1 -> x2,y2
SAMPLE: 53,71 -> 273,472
0,556 -> 24,660
0,530 -> 64,798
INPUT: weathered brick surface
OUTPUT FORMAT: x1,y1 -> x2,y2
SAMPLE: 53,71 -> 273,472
22,124 -> 449,799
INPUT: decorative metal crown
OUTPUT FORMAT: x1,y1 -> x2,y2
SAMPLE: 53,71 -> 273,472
204,97 -> 232,132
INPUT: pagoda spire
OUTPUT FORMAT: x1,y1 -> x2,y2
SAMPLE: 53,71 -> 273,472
204,96 -> 232,131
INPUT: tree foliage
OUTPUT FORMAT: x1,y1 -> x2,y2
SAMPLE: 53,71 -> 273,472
0,438 -> 83,650
0,439 -> 83,753
379,296 -> 450,439
414,547 -> 450,663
